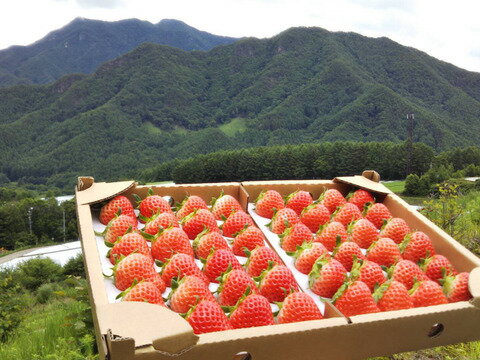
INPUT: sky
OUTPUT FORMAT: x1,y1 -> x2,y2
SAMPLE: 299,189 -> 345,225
1,0 -> 480,73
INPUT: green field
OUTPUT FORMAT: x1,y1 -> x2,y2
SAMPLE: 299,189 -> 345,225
218,118 -> 247,136
383,180 -> 405,193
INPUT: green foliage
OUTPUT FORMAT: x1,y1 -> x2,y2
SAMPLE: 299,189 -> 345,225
63,254 -> 85,278
17,258 -> 64,290
0,270 -> 27,341
36,283 -> 60,304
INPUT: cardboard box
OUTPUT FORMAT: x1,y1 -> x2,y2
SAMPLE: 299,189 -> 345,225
76,173 -> 480,360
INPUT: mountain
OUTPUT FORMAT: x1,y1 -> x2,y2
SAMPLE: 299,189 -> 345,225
0,18 -> 238,87
1,26 -> 480,189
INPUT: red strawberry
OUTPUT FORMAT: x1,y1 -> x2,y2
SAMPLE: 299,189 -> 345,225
410,280 -> 448,307
229,293 -> 274,329
255,190 -> 285,219
364,203 -> 392,229
277,292 -> 323,324
192,229 -> 230,260
292,242 -> 330,275
203,249 -> 242,283
108,232 -> 151,264
143,212 -> 179,236
373,280 -> 413,311
101,214 -> 138,244
257,264 -> 299,302
99,195 -> 136,225
348,218 -> 378,249
309,257 -> 347,298
151,227 -> 194,262
120,281 -> 166,306
333,203 -> 362,226
217,268 -> 257,306
137,190 -> 172,222
222,211 -> 254,238
400,231 -> 436,263
300,203 -> 330,233
279,222 -> 313,252
176,195 -> 208,220
389,259 -> 428,290
442,272 -> 472,303
181,209 -> 220,240
232,225 -> 265,256
160,253 -> 209,286
333,241 -> 365,272
320,189 -> 346,214
315,221 -> 348,251
185,300 -> 232,334
113,253 -> 165,293
366,238 -> 402,267
245,246 -> 282,277
350,259 -> 386,292
211,194 -> 242,220
285,190 -> 313,215
420,255 -> 457,283
347,189 -> 374,212
380,218 -> 410,244
333,280 -> 380,317
268,208 -> 300,234
169,275 -> 216,313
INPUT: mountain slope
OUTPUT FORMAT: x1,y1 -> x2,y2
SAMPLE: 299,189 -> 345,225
0,18 -> 238,87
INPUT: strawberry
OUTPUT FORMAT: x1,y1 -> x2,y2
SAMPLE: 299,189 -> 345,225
373,280 -> 413,311
366,238 -> 402,267
101,214 -> 138,244
203,249 -> 242,283
175,195 -> 208,220
364,203 -> 392,229
160,253 -> 209,286
221,211 -> 254,238
277,292 -> 323,324
347,189 -> 374,212
185,300 -> 232,334
380,218 -> 410,244
245,246 -> 282,277
143,212 -> 179,236
300,203 -> 330,233
332,203 -> 362,227
268,208 -> 300,234
113,253 -> 165,293
169,275 -> 216,313
254,190 -> 285,219
211,194 -> 242,220
279,222 -> 313,252
108,232 -> 151,264
292,242 -> 330,275
229,293 -> 274,329
400,231 -> 436,263
217,268 -> 257,306
119,281 -> 166,306
136,189 -> 172,222
420,255 -> 457,283
232,225 -> 265,256
181,209 -> 220,240
333,241 -> 365,272
315,221 -> 348,251
332,280 -> 380,317
309,257 -> 347,298
348,218 -> 378,249
257,264 -> 299,302
442,272 -> 472,303
388,259 -> 428,290
151,227 -> 194,262
320,189 -> 346,214
192,229 -> 230,260
285,190 -> 313,215
350,259 -> 386,292
99,195 -> 136,225
410,280 -> 448,307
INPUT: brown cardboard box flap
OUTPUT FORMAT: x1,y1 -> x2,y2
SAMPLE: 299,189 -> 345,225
469,267 -> 480,309
97,302 -> 198,354
334,174 -> 392,195
76,177 -> 136,205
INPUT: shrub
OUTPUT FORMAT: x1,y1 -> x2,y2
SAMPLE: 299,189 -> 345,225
0,270 -> 26,341
17,258 -> 64,290
36,283 -> 58,304
63,254 -> 85,278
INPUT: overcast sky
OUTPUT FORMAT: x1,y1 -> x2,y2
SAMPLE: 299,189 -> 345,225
1,0 -> 480,72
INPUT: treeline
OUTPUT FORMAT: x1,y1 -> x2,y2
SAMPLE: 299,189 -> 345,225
140,141 -> 434,183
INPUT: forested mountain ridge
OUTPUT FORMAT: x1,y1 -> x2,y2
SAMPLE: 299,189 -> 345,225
0,17 -> 238,87
1,26 -> 480,189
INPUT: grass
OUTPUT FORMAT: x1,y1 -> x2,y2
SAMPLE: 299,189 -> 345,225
383,180 -> 406,193
218,118 -> 247,136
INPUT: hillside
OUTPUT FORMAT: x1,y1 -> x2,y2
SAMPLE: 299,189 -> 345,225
2,26 -> 480,189
0,18 -> 238,87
